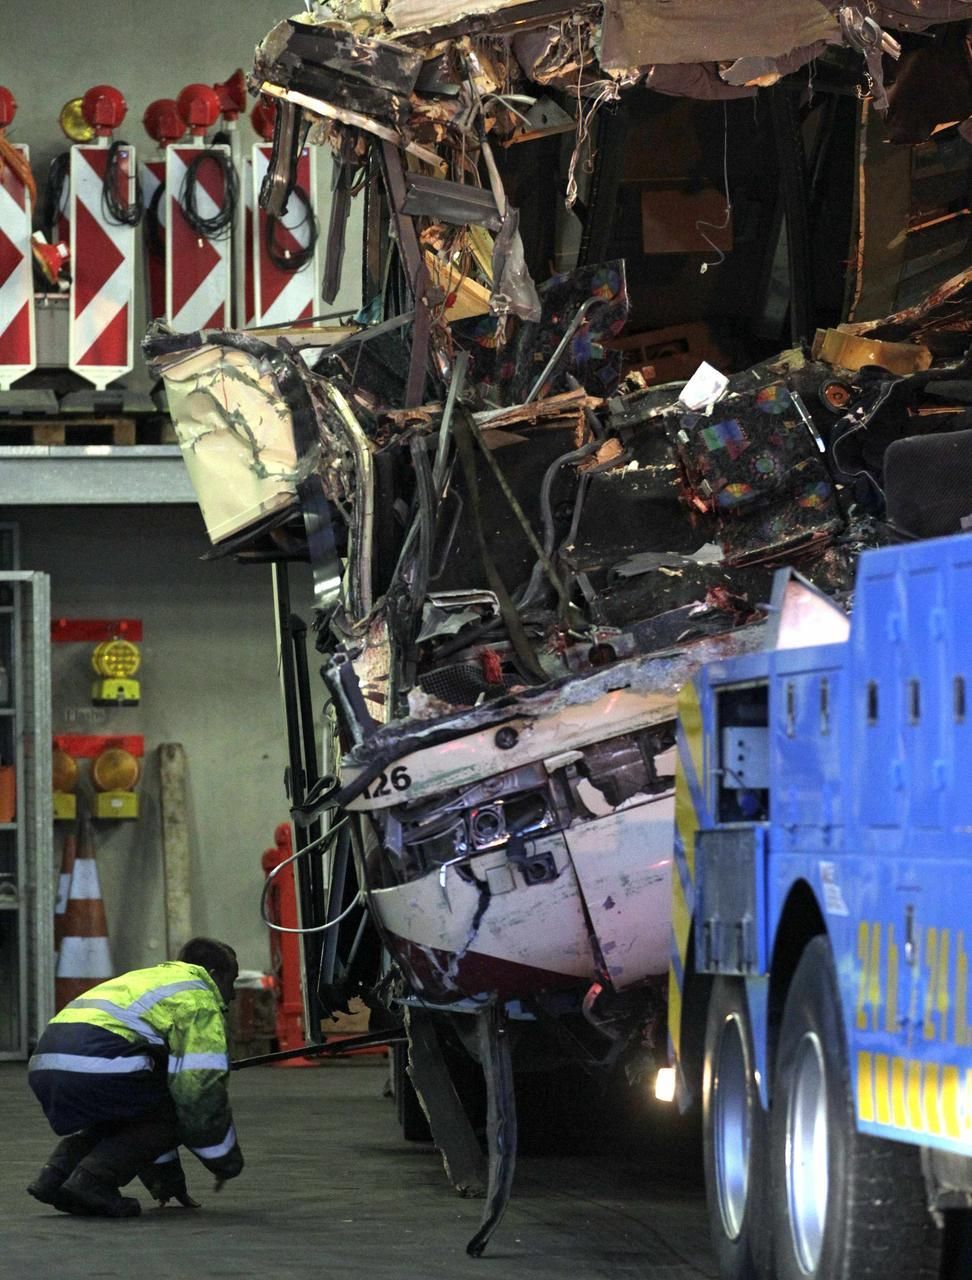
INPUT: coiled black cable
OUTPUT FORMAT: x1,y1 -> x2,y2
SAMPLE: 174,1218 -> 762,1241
145,180 -> 165,257
179,148 -> 238,240
101,140 -> 143,226
44,151 -> 70,242
265,184 -> 317,273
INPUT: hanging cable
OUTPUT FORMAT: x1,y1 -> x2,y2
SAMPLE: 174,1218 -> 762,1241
515,436 -> 605,609
101,139 -> 143,226
697,102 -> 732,274
565,79 -> 621,211
145,179 -> 165,257
179,148 -> 238,239
265,183 -> 317,272
263,886 -> 365,936
44,151 -> 70,242
260,816 -> 366,935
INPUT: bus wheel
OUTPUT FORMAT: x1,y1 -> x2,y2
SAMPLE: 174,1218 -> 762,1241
703,976 -> 768,1279
770,935 -> 940,1280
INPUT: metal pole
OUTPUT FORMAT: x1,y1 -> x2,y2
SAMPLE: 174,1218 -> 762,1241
272,563 -> 323,1037
290,609 -> 325,995
232,1027 -> 405,1069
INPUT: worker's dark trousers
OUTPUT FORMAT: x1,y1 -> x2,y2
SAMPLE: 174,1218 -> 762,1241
46,1103 -> 179,1188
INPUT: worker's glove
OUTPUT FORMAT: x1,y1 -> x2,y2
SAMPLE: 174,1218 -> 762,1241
139,1154 -> 200,1208
198,1142 -> 244,1183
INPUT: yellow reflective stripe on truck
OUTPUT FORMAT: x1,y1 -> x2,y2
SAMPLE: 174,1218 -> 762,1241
681,679 -> 705,795
857,1050 -> 972,1144
669,681 -> 705,1064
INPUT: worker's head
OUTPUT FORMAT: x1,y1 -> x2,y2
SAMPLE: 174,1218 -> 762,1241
178,936 -> 239,1005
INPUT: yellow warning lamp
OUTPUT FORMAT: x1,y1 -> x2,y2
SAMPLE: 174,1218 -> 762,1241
58,97 -> 95,143
52,746 -> 79,822
91,747 -> 140,820
91,638 -> 141,706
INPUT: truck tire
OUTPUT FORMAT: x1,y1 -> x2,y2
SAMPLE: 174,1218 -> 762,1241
770,935 -> 940,1280
703,976 -> 768,1280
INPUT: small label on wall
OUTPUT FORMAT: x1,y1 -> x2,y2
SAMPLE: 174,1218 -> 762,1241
63,707 -> 108,726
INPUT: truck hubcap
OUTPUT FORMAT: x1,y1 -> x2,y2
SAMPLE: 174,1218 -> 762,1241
786,1031 -> 828,1273
714,1013 -> 750,1241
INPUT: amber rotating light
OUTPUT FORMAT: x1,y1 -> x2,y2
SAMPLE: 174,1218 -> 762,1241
53,746 -> 79,821
91,747 -> 140,820
58,97 -> 95,143
91,638 -> 141,706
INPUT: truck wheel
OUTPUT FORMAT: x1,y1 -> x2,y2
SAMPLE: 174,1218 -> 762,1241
770,936 -> 940,1280
703,977 -> 768,1280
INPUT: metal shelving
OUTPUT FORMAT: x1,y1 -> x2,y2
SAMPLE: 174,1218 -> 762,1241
0,525 -> 53,1059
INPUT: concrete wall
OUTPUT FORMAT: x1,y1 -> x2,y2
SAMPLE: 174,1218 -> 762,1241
3,2 -> 282,183
10,503 -> 318,977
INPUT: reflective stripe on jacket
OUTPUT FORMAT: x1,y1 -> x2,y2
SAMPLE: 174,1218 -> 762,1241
30,961 -> 235,1154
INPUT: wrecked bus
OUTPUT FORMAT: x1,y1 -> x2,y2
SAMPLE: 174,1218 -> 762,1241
148,0 -> 972,1258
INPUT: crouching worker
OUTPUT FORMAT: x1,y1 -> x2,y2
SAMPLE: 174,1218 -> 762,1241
27,937 -> 243,1218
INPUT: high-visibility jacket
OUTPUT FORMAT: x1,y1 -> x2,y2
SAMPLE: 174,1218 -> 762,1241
28,961 -> 240,1172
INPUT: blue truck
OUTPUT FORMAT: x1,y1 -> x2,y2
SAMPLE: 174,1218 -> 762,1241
669,533 -> 972,1280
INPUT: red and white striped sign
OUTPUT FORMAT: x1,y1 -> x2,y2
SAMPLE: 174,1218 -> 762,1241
0,141 -> 36,390
166,144 -> 232,332
141,157 -> 167,322
253,144 -> 319,326
69,143 -> 136,389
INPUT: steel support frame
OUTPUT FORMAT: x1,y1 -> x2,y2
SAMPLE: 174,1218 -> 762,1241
0,570 -> 53,1058
272,563 -> 325,1038
378,141 -> 431,408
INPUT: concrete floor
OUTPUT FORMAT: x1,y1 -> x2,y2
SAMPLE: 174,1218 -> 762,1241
3,1059 -> 715,1280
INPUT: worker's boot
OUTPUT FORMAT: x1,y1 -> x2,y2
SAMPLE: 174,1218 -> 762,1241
59,1167 -> 141,1218
27,1164 -> 85,1214
27,1130 -> 105,1214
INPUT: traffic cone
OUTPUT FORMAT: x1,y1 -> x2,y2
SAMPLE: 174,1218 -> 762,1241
54,829 -> 78,958
55,818 -> 112,1010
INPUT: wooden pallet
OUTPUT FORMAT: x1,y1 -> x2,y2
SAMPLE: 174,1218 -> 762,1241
0,417 -> 137,446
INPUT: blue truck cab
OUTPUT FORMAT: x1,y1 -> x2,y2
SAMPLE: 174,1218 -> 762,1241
669,533 -> 972,1280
